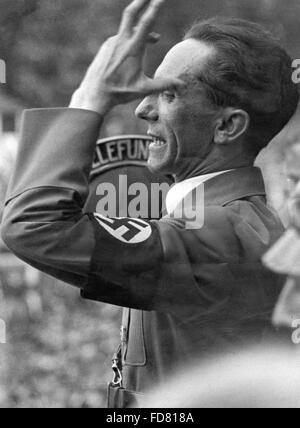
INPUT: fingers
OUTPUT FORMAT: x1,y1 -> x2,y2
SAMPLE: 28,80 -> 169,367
142,77 -> 186,95
119,0 -> 151,34
134,0 -> 166,43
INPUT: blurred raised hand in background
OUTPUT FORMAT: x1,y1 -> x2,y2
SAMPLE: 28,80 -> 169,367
256,102 -> 300,225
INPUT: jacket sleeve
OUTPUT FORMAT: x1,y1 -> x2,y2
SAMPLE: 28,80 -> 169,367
1,108 -> 103,285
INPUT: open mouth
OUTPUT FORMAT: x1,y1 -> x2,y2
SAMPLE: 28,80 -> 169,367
148,134 -> 167,149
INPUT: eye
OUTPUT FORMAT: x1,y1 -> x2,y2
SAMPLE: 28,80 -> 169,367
161,91 -> 175,102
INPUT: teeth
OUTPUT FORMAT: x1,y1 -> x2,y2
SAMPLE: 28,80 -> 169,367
153,138 -> 165,146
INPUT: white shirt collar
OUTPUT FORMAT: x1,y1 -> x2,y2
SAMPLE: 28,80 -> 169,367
166,170 -> 232,215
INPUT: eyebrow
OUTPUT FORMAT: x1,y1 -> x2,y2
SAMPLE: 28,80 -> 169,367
177,71 -> 240,102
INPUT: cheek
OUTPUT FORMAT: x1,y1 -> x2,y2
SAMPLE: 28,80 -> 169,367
158,102 -> 185,134
158,97 -> 215,148
177,110 -> 215,155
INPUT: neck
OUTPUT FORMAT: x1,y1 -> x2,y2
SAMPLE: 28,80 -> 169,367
174,144 -> 256,183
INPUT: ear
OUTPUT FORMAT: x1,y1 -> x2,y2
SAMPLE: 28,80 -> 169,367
214,108 -> 250,145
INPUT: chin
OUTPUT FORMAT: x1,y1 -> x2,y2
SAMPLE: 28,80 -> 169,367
147,162 -> 163,175
147,157 -> 174,176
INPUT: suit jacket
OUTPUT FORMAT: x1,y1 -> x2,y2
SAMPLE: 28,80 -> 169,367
2,108 -> 285,405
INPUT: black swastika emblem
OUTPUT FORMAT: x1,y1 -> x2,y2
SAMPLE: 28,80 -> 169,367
94,214 -> 152,244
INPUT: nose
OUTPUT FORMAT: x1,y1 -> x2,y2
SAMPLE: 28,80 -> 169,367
135,96 -> 159,122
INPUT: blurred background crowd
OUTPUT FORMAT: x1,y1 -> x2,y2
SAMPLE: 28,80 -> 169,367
0,0 -> 299,408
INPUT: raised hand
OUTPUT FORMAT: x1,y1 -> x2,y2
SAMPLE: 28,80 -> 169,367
70,0 -> 184,114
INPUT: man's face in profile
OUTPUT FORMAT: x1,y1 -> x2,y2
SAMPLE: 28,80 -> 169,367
136,39 -> 218,179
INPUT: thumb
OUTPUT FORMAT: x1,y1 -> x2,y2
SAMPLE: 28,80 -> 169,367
143,77 -> 186,94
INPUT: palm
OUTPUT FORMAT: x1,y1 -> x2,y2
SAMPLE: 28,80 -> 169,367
71,0 -> 184,113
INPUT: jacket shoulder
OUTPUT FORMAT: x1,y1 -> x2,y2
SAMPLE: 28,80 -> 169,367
223,196 -> 284,258
159,196 -> 284,263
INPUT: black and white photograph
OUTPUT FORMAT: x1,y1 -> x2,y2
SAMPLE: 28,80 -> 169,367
0,0 -> 300,412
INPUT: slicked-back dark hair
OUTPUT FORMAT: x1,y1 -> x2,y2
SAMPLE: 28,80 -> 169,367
184,17 -> 299,154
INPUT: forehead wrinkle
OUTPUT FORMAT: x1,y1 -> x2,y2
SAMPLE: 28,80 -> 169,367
154,68 -> 208,95
178,72 -> 206,90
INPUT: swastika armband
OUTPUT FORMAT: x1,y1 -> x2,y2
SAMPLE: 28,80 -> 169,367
94,213 -> 152,244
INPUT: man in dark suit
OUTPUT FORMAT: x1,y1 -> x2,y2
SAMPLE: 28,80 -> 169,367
2,0 -> 298,407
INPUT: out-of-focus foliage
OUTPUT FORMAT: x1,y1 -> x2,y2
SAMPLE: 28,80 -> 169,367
0,270 -> 120,408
